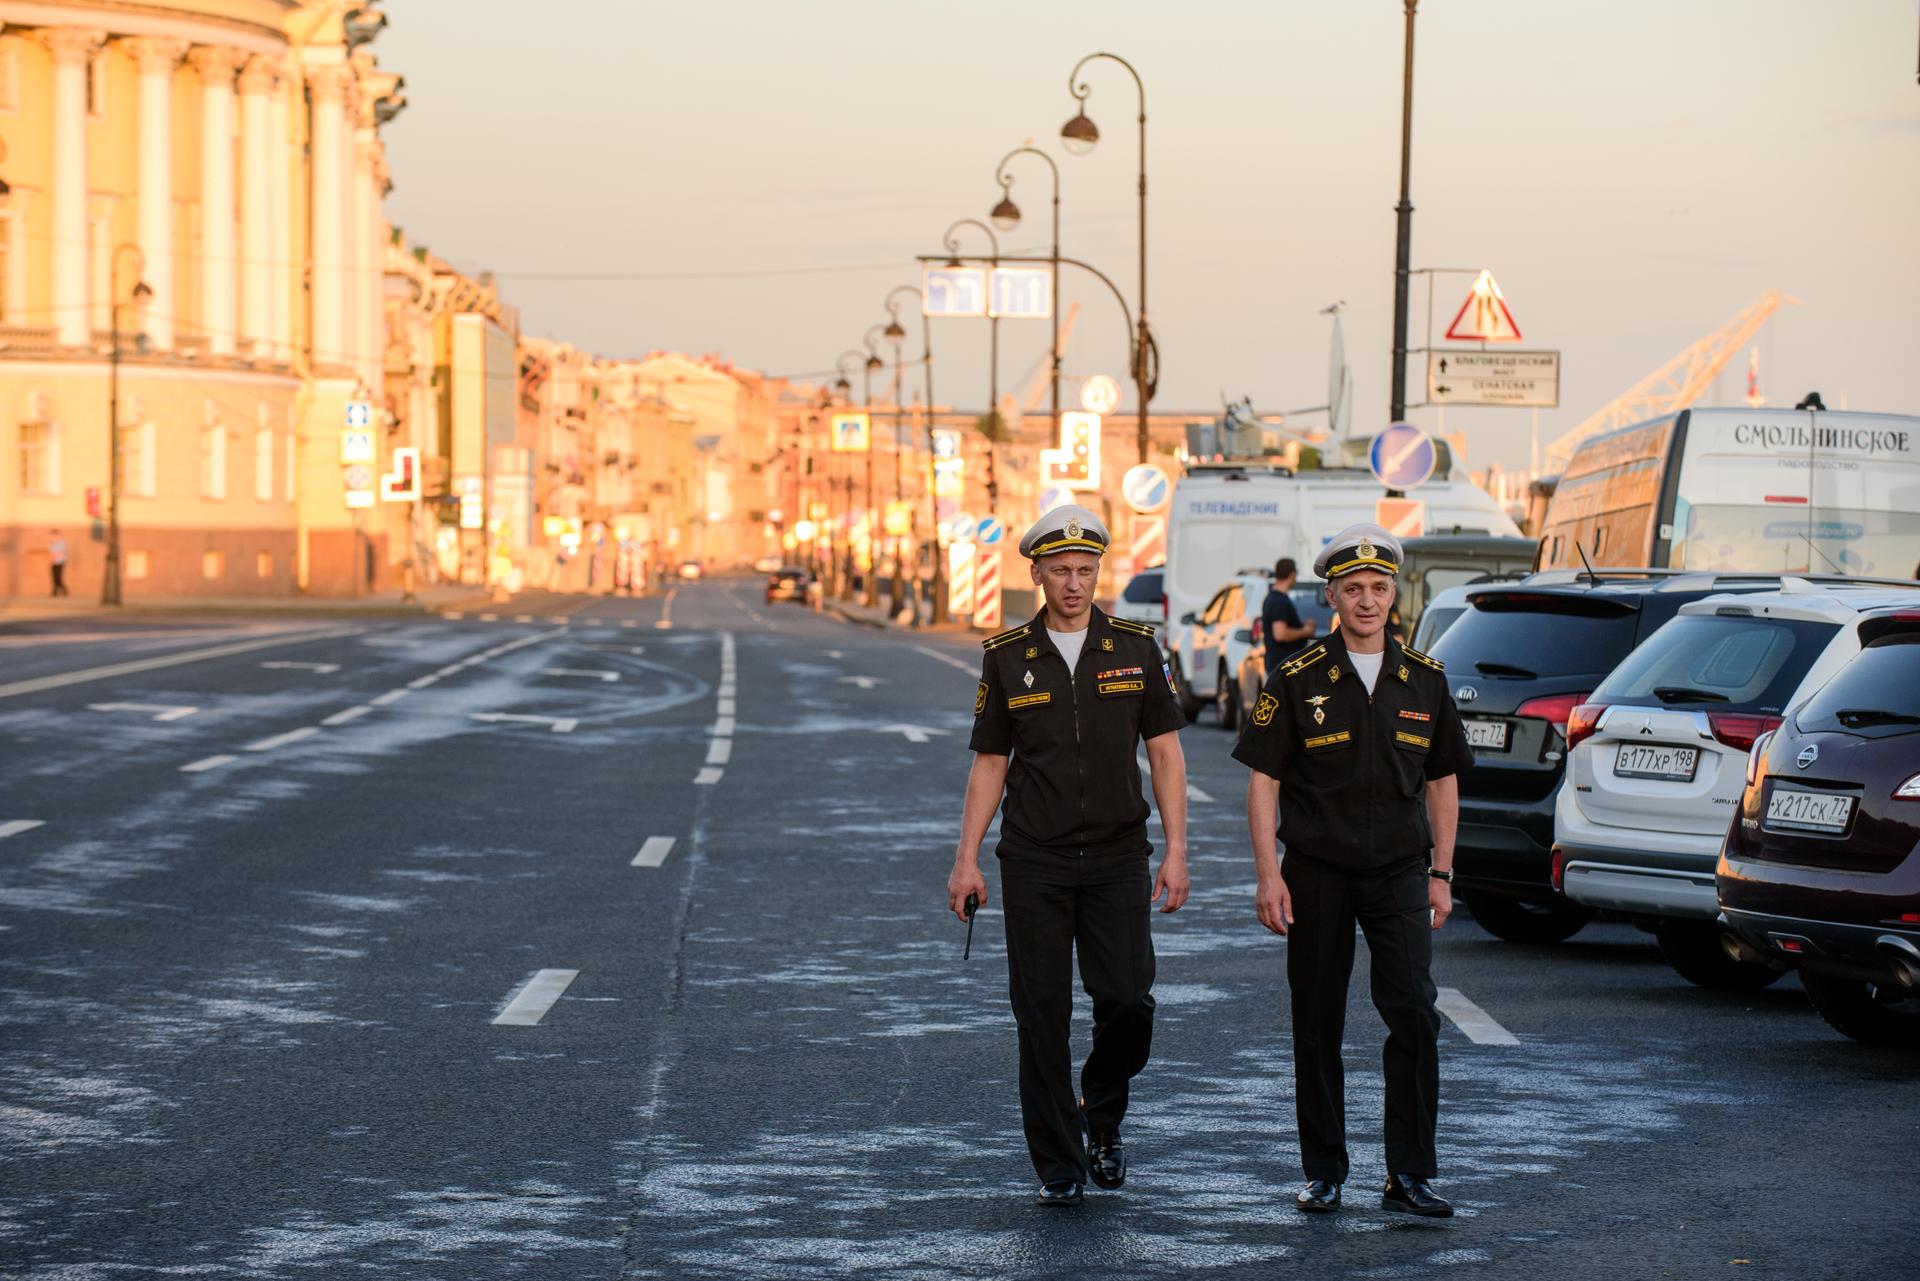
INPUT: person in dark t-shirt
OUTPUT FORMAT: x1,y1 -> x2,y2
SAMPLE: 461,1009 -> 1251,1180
1259,558 -> 1316,675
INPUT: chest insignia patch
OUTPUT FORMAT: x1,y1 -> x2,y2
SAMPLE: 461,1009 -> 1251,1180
1008,691 -> 1051,710
1328,665 -> 1342,683
1096,666 -> 1145,681
1101,637 -> 1115,652
975,682 -> 988,715
1306,695 -> 1330,707
1314,706 -> 1326,725
1398,709 -> 1432,722
1398,664 -> 1410,682
1025,646 -> 1040,659
1253,692 -> 1279,727
1023,670 -> 1035,689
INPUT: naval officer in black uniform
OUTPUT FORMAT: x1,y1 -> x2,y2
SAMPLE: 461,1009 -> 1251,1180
1231,522 -> 1474,1218
946,504 -> 1191,1207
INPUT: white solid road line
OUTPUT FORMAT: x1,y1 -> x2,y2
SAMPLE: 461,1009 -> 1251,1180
321,706 -> 372,727
245,727 -> 320,752
544,668 -> 619,682
1435,987 -> 1521,1046
493,969 -> 580,1026
632,836 -> 676,868
706,739 -> 733,765
914,644 -> 978,675
259,660 -> 341,674
0,626 -> 361,701
0,820 -> 46,840
371,689 -> 410,706
180,754 -> 238,773
88,702 -> 199,722
693,767 -> 724,785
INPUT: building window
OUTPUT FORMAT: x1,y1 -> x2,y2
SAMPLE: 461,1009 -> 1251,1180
255,550 -> 273,578
201,415 -> 227,499
126,549 -> 150,580
254,424 -> 273,501
122,422 -> 157,497
202,550 -> 224,580
19,420 -> 60,495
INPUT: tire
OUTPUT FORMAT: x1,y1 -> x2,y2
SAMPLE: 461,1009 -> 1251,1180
1461,891 -> 1593,945
1216,663 -> 1239,732
1170,657 -> 1202,723
1800,971 -> 1920,1048
1654,920 -> 1785,991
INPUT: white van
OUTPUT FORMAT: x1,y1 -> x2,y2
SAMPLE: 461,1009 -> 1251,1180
1162,463 -> 1523,632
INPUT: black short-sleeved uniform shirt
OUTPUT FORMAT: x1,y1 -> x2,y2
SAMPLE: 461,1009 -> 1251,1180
1231,630 -> 1474,873
970,606 -> 1186,859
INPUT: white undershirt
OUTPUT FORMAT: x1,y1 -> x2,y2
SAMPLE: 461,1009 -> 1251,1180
1049,627 -> 1089,674
1348,648 -> 1385,694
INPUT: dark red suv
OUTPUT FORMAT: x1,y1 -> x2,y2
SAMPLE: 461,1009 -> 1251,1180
1718,606 -> 1920,1047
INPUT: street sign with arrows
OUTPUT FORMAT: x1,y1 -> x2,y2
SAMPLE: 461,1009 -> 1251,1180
1427,349 -> 1560,407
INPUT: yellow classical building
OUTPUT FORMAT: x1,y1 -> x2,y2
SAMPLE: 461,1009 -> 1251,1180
0,0 -> 405,598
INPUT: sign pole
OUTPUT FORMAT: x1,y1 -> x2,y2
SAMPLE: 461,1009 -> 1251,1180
1390,0 -> 1420,423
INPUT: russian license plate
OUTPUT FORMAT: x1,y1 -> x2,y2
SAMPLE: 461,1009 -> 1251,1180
1464,719 -> 1510,752
1765,788 -> 1856,835
1613,743 -> 1699,781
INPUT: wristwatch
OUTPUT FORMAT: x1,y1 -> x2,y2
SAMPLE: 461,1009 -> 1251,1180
1428,867 -> 1454,884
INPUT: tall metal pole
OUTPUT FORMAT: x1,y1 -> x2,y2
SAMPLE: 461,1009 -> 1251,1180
942,218 -> 1001,516
861,325 -> 884,607
1390,0 -> 1419,423
995,146 -> 1063,449
103,246 -> 145,607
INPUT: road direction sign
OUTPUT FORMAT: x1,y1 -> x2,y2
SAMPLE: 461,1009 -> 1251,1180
830,413 -> 870,453
381,447 -> 421,501
340,428 -> 374,464
1427,349 -> 1560,407
1444,269 -> 1522,343
976,516 -> 1005,545
344,400 -> 372,427
1082,374 -> 1121,415
989,267 -> 1052,319
922,266 -> 986,317
1121,463 -> 1171,514
1369,423 -> 1438,491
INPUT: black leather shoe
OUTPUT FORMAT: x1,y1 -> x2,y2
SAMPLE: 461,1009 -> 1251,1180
1087,1128 -> 1126,1189
1036,1180 -> 1084,1207
1381,1173 -> 1453,1218
1295,1179 -> 1342,1213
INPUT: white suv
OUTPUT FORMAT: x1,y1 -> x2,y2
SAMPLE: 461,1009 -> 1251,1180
1168,572 -> 1271,729
1554,582 -> 1920,989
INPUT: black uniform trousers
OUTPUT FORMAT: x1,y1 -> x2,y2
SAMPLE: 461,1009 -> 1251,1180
1282,852 -> 1440,1183
1000,849 -> 1155,1185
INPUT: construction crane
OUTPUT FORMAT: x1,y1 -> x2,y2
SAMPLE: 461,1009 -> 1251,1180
1543,289 -> 1798,473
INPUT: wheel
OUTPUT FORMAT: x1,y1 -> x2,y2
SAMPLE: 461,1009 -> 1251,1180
1216,662 -> 1239,731
1800,971 -> 1920,1047
1654,920 -> 1785,990
1170,657 -> 1202,723
1461,891 -> 1593,944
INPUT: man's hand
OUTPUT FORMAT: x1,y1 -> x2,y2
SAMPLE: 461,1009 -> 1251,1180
1429,877 -> 1452,931
1304,619 -> 1318,636
1152,852 -> 1190,913
1255,869 -> 1294,935
948,859 -> 988,924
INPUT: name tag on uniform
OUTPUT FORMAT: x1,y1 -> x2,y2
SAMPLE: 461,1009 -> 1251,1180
1008,692 -> 1051,709
1097,679 -> 1145,696
1304,731 -> 1351,749
1395,731 -> 1431,749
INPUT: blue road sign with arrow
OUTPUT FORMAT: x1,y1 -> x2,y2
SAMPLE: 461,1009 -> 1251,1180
1369,422 -> 1437,491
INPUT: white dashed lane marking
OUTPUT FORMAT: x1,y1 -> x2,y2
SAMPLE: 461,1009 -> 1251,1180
1136,752 -> 1214,804
544,668 -> 619,683
0,626 -> 362,700
706,739 -> 733,765
0,820 -> 46,840
245,727 -> 320,752
693,767 -> 724,785
492,969 -> 579,1026
88,702 -> 199,722
632,837 -> 676,868
321,706 -> 371,727
259,660 -> 340,674
371,689 -> 410,706
179,755 -> 238,773
915,644 -> 977,675
1436,987 -> 1520,1046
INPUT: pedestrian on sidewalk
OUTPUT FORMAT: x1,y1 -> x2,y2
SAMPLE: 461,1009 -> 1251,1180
946,504 -> 1190,1208
1231,523 -> 1473,1219
48,530 -> 69,597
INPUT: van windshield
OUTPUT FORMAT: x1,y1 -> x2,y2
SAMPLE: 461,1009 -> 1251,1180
1672,504 -> 1920,578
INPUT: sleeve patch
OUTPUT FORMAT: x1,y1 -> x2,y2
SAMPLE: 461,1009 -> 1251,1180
974,682 -> 989,715
1252,692 -> 1279,727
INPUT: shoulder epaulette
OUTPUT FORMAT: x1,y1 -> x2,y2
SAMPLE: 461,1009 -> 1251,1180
1279,643 -> 1328,677
1108,617 -> 1157,638
1403,644 -> 1445,672
981,624 -> 1032,651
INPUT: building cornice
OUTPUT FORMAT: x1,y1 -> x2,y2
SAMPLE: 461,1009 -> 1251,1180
0,1 -> 291,57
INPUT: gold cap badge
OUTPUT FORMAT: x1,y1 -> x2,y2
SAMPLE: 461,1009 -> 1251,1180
1065,517 -> 1082,539
1357,541 -> 1377,561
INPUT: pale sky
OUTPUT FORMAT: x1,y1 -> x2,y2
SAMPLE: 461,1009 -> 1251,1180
378,0 -> 1920,469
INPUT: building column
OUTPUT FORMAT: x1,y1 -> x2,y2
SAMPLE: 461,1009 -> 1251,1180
352,130 -> 381,393
267,60 -> 293,362
190,46 -> 247,357
306,65 -> 352,370
125,37 -> 188,352
42,28 -> 105,349
237,56 -> 280,358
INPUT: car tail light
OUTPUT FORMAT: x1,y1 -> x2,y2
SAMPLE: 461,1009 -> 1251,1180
1566,704 -> 1607,751
1550,847 -> 1568,892
1514,692 -> 1592,735
1895,772 -> 1920,801
1745,730 -> 1776,787
1708,712 -> 1783,753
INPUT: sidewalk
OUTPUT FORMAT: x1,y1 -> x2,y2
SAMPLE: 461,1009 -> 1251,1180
0,584 -> 494,623
822,593 -> 978,637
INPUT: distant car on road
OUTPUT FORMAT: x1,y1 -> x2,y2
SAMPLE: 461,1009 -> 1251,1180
764,566 -> 814,605
1718,604 -> 1920,1046
1556,582 -> 1920,988
677,561 -> 704,581
1167,572 -> 1269,728
1112,566 -> 1168,647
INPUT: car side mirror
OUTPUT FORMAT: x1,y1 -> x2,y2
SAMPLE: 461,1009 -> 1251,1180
1180,612 -> 1197,626
1232,629 -> 1252,645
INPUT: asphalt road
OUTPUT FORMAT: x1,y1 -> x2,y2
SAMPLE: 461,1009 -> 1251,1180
1,579 -> 1914,1280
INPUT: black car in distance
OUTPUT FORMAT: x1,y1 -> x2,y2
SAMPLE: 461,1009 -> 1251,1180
1718,606 -> 1920,1047
765,566 -> 814,605
1429,570 -> 1812,944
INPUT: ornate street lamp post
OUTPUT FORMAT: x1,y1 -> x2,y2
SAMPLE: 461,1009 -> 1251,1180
882,285 -> 921,622
104,244 -> 152,606
860,324 -> 885,606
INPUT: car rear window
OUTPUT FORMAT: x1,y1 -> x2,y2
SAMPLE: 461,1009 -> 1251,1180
1593,615 -> 1838,714
1121,570 -> 1164,604
1430,595 -> 1639,678
1413,606 -> 1465,651
1793,634 -> 1920,731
